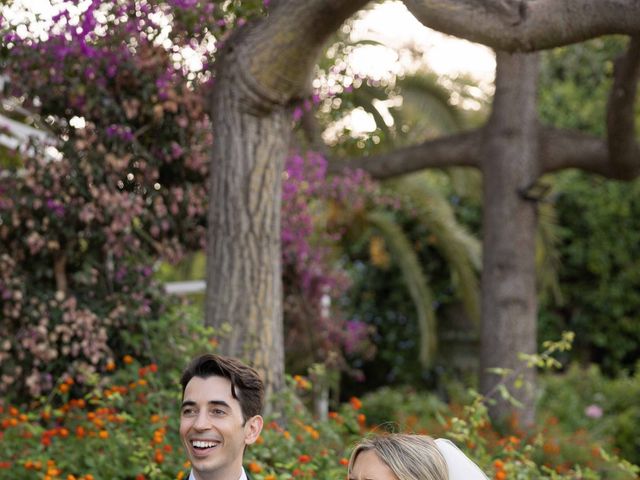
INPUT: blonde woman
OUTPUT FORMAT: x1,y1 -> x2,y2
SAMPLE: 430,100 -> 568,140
348,434 -> 489,480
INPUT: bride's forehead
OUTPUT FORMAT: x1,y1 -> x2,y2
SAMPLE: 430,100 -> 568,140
351,450 -> 398,480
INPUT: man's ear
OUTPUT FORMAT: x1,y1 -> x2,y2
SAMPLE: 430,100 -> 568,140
244,415 -> 263,445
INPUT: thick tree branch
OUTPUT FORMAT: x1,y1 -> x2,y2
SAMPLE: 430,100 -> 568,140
226,0 -> 370,108
606,36 -> 640,179
403,0 -> 640,51
327,130 -> 483,179
540,127 -> 610,175
327,125 -> 638,181
300,108 -> 330,155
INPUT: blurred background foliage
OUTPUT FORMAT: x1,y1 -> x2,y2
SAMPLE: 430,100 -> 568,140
1,0 -> 639,473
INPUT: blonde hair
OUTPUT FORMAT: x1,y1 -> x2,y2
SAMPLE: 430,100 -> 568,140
348,434 -> 448,480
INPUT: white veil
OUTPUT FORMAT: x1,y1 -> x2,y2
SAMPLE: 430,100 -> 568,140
434,438 -> 490,480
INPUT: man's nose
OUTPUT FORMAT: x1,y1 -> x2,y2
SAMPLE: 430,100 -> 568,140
193,411 -> 212,430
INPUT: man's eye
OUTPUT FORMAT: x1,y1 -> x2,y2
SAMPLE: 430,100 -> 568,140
211,408 -> 226,416
182,408 -> 196,416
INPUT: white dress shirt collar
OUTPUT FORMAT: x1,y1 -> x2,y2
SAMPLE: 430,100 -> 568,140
188,467 -> 248,480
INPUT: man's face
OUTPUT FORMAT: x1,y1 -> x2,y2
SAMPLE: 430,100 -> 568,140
180,376 -> 263,480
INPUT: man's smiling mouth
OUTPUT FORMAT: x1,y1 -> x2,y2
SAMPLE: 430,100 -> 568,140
191,440 -> 220,450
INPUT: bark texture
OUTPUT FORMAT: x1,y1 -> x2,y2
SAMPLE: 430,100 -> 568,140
403,0 -> 640,51
479,52 -> 539,425
206,0 -> 368,402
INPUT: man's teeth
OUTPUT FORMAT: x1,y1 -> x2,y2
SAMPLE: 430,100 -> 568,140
192,440 -> 218,448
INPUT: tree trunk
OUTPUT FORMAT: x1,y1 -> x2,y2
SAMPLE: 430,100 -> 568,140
206,0 -> 368,402
206,37 -> 290,400
480,51 -> 540,426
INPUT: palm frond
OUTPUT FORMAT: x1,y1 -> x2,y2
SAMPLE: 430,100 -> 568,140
351,85 -> 394,140
388,174 -> 482,324
536,197 -> 564,305
392,73 -> 464,141
365,209 -> 438,367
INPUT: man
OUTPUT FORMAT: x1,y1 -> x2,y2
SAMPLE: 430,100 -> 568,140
180,353 -> 264,480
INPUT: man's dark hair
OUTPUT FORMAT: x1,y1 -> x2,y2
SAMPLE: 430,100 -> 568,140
180,353 -> 264,421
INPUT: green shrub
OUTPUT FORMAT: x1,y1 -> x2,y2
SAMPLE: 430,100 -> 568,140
1,325 -> 638,479
359,385 -> 448,431
538,362 -> 640,465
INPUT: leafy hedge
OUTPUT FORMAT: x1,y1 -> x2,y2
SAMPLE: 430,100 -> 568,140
1,319 -> 637,479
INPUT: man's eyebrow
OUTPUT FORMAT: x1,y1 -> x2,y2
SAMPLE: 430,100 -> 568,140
180,400 -> 231,409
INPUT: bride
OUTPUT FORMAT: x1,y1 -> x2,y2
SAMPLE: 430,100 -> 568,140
347,433 -> 489,480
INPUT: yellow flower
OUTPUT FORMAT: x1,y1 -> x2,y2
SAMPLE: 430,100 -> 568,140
369,236 -> 390,268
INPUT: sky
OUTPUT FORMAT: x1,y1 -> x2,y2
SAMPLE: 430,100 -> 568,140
350,1 -> 496,84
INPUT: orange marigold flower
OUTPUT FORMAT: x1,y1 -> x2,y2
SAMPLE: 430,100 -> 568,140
350,397 -> 362,410
495,471 -> 506,480
247,462 -> 262,473
136,475 -> 146,480
59,384 -> 70,394
339,458 -> 349,466
298,454 -> 312,463
106,361 -> 116,372
265,475 -> 276,480
154,450 -> 164,464
123,355 -> 134,365
98,430 -> 109,439
493,459 -> 505,470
